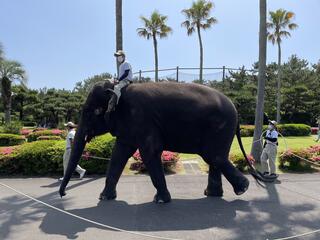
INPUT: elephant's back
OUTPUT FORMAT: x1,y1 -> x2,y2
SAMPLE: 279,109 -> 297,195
121,82 -> 238,152
125,82 -> 236,115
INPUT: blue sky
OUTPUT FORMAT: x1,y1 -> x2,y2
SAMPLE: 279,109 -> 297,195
0,0 -> 319,90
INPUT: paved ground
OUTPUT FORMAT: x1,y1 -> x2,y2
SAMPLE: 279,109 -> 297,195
1,173 -> 320,240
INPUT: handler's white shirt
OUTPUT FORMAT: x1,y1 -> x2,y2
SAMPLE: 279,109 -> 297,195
266,129 -> 278,145
66,129 -> 76,149
119,61 -> 133,81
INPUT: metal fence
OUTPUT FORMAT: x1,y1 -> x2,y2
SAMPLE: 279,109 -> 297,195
133,66 -> 258,82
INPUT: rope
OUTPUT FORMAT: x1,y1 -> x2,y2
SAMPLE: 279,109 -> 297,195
267,229 -> 320,240
0,181 -> 182,240
82,155 -> 110,161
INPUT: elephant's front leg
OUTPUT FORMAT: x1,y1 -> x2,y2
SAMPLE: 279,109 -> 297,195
205,164 -> 223,197
140,147 -> 171,203
99,140 -> 136,200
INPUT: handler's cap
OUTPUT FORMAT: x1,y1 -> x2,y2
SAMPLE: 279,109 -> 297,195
114,50 -> 125,57
268,120 -> 278,126
64,122 -> 77,128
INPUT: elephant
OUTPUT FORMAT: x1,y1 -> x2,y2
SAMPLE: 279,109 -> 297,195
59,81 -> 268,203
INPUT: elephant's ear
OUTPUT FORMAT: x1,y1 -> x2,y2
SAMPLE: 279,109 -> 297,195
103,79 -> 115,91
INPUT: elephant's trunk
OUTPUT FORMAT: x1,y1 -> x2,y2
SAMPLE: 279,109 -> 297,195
59,121 -> 87,197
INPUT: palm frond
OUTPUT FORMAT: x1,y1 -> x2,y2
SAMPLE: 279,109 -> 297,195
181,0 -> 216,35
137,10 -> 171,40
0,59 -> 27,85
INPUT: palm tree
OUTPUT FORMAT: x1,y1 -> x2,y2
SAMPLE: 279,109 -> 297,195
0,60 -> 27,123
267,9 -> 298,123
115,0 -> 123,74
251,0 -> 267,162
181,0 -> 217,84
137,11 -> 172,82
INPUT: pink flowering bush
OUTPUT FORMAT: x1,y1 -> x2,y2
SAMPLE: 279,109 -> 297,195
311,127 -> 319,135
20,129 -> 32,136
278,145 -> 320,172
27,129 -> 66,142
0,146 -> 16,155
130,150 -> 179,173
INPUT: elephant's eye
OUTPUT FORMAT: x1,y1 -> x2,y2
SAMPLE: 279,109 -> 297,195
94,108 -> 102,115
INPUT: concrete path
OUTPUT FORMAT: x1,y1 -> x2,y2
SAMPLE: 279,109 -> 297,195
1,173 -> 320,240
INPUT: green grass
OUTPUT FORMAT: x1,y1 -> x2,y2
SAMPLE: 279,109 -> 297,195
180,135 -> 318,160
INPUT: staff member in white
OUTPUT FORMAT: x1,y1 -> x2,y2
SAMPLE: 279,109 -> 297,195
59,122 -> 86,181
106,50 -> 132,114
261,120 -> 279,177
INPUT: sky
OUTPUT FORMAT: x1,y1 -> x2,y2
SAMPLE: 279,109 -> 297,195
0,0 -> 319,90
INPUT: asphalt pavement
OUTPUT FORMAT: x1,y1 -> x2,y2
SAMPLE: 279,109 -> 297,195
1,173 -> 320,240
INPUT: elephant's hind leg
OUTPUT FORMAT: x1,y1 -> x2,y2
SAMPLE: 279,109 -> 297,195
99,140 -> 136,200
140,147 -> 171,203
219,156 -> 249,195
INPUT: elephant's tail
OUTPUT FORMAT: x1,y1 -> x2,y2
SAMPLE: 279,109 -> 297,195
235,123 -> 275,184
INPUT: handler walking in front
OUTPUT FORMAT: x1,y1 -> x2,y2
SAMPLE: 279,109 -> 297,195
261,120 -> 279,177
59,122 -> 86,181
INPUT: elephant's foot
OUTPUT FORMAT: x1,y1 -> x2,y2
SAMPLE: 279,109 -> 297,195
233,177 -> 249,196
153,191 -> 171,204
99,190 -> 117,200
204,186 -> 223,197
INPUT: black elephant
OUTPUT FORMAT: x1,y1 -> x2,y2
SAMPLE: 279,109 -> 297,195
59,81 -> 266,203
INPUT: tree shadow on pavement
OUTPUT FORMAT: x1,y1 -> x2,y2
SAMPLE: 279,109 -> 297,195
1,177 -> 320,240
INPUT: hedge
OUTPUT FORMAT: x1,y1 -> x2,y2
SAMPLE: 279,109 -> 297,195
27,129 -> 66,142
0,134 -> 115,175
0,134 -> 26,147
240,124 -> 311,137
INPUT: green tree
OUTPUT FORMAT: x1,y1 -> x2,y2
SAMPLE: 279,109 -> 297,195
137,11 -> 172,82
267,9 -> 298,123
0,60 -> 27,123
74,72 -> 112,96
181,0 -> 217,84
251,0 -> 267,162
0,42 -> 4,62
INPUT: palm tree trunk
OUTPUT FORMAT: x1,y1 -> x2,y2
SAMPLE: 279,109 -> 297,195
276,41 -> 282,123
197,24 -> 204,84
153,35 -> 159,82
115,0 -> 123,74
251,0 -> 267,162
4,97 -> 11,124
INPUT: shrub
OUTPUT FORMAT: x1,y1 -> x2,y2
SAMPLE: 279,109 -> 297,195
0,133 -> 116,175
277,124 -> 311,136
27,129 -> 66,142
2,121 -> 23,134
240,125 -> 255,137
80,134 -> 116,174
279,149 -> 312,172
130,150 -> 179,173
37,136 -> 62,141
229,153 -> 255,172
239,124 -> 311,137
0,134 -> 26,146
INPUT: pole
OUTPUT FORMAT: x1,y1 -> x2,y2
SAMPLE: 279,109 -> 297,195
176,66 -> 179,82
139,70 -> 142,81
222,66 -> 226,82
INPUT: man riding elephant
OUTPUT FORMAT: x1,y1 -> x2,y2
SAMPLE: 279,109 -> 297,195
106,50 -> 133,117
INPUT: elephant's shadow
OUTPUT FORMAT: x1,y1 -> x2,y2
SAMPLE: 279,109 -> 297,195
39,197 -> 247,238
